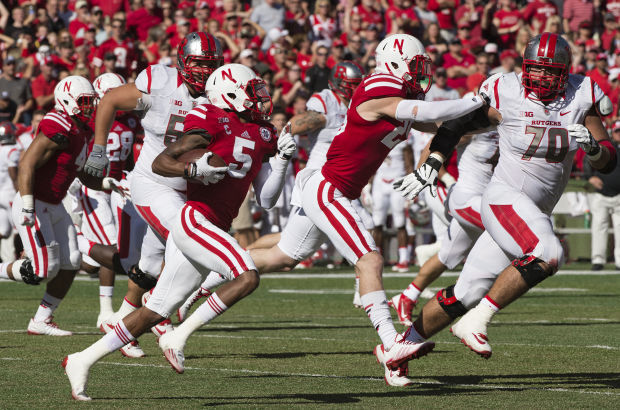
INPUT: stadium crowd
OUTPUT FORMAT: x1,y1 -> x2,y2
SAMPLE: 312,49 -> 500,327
1,0 -> 620,266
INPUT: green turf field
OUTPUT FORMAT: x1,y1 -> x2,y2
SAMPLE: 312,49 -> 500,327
0,265 -> 619,408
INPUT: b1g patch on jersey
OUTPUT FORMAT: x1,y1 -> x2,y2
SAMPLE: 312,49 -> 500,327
260,127 -> 272,142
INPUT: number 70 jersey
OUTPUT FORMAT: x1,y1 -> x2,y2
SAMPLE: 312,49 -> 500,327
133,64 -> 208,190
482,72 -> 605,214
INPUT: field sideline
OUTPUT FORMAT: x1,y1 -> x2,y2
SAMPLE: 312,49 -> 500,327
0,264 -> 619,408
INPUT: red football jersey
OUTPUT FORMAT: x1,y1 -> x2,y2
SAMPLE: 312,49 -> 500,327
322,73 -> 416,200
183,104 -> 278,230
34,110 -> 91,204
86,119 -> 134,180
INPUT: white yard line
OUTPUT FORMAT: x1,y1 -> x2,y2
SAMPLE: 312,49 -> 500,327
268,287 -> 588,295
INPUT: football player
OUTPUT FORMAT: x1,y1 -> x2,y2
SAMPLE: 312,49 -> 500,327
63,64 -> 294,400
0,122 -> 19,244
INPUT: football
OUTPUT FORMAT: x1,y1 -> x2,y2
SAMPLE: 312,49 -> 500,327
177,149 -> 228,182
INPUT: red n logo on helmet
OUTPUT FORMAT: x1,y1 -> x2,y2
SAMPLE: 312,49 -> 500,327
221,68 -> 236,83
335,66 -> 347,79
63,81 -> 71,92
394,39 -> 404,55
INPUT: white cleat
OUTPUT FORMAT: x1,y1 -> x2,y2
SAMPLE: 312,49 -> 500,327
158,331 -> 185,374
96,311 -> 114,329
120,340 -> 146,358
99,316 -> 117,334
450,308 -> 493,359
374,332 -> 435,371
177,287 -> 211,323
62,354 -> 92,401
391,262 -> 410,273
151,318 -> 174,337
414,242 -> 442,267
388,293 -> 416,327
374,342 -> 413,386
27,317 -> 72,336
420,288 -> 436,300
352,291 -> 363,309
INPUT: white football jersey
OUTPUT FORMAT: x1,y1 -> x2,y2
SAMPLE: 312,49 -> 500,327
133,64 -> 208,190
17,131 -> 34,152
481,72 -> 604,213
376,140 -> 409,182
456,131 -> 499,194
409,129 -> 433,168
304,89 -> 347,170
0,144 -> 19,193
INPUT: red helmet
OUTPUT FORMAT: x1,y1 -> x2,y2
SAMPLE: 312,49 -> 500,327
522,33 -> 571,102
177,32 -> 224,93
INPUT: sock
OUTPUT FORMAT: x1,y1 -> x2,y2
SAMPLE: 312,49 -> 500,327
80,320 -> 135,366
402,282 -> 422,302
7,259 -> 24,281
199,271 -> 229,291
99,286 -> 114,315
481,295 -> 501,312
116,297 -> 139,320
398,247 -> 408,264
174,293 -> 228,345
0,262 -> 9,279
33,293 -> 62,322
405,323 -> 427,342
361,290 -> 397,349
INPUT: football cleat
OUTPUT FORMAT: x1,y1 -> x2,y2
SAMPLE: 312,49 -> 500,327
158,331 -> 185,374
120,340 -> 146,358
62,354 -> 92,401
96,311 -> 114,329
391,262 -> 410,273
388,293 -> 416,326
352,291 -> 363,309
177,287 -> 211,323
450,307 -> 493,359
414,242 -> 441,267
27,317 -> 72,336
296,258 -> 312,269
374,331 -> 435,370
374,342 -> 413,387
151,318 -> 174,337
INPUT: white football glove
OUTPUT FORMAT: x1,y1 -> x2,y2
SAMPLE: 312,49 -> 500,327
568,124 -> 600,155
102,177 -> 131,200
83,144 -> 109,177
277,123 -> 297,159
393,155 -> 442,199
20,194 -> 35,227
194,152 -> 229,185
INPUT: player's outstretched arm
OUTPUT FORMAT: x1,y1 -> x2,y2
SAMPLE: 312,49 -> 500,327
84,84 -> 144,177
569,107 -> 617,173
287,110 -> 327,136
253,131 -> 297,210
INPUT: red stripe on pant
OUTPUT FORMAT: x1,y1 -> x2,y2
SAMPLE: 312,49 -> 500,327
455,207 -> 485,230
188,208 -> 250,273
327,185 -> 372,254
316,180 -> 366,259
117,207 -> 131,259
26,219 -> 48,278
80,197 -> 105,244
84,189 -> 112,245
179,205 -> 242,278
489,204 -> 539,254
135,205 -> 169,239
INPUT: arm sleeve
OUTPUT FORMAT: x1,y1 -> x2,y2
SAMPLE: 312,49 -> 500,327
395,95 -> 485,123
253,156 -> 289,210
428,106 -> 493,158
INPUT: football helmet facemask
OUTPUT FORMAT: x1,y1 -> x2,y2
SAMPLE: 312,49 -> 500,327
54,75 -> 98,122
375,34 -> 432,95
178,32 -> 224,94
522,32 -> 571,102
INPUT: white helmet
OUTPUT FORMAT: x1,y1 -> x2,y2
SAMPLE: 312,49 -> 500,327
93,73 -> 126,98
375,34 -> 432,94
205,63 -> 272,120
54,75 -> 98,121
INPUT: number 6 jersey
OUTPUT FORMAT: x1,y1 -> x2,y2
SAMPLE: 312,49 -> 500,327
481,72 -> 605,214
133,64 -> 209,190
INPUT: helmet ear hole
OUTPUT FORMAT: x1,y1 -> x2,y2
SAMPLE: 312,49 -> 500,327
227,92 -> 236,100
391,62 -> 399,69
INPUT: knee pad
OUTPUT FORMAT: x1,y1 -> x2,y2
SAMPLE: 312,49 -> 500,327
436,285 -> 468,320
512,255 -> 554,288
43,242 -> 61,280
128,265 -> 158,290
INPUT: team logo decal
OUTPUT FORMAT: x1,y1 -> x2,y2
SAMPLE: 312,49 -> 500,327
260,127 -> 271,141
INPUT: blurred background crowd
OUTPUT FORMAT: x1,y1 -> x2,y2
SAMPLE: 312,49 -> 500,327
1,0 -> 620,268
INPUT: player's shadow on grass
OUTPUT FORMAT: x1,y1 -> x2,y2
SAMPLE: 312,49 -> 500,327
185,350 -> 374,360
492,321 -> 620,327
435,372 -> 620,389
199,324 -> 369,332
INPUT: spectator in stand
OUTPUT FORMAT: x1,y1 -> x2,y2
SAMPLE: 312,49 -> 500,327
425,67 -> 460,101
309,0 -> 336,42
30,58 -> 57,111
274,63 -> 305,108
251,0 -> 285,50
91,0 -> 130,18
455,0 -> 484,40
327,39 -> 344,69
490,48 -> 518,74
69,1 -> 92,39
93,18 -> 138,77
100,52 -> 118,74
484,42 -> 499,67
428,0 -> 456,39
170,19 -> 191,50
343,34 -> 364,62
563,0 -> 595,34
543,14 -> 562,35
5,6 -> 30,41
584,121 -> 620,270
442,38 -> 476,95
361,24 -> 380,67
160,0 -> 176,29
514,26 -> 532,56
238,48 -> 255,68
608,0 -> 620,18
342,11 -> 364,44
521,0 -> 558,35
90,7 -> 109,46
608,70 -> 620,119
601,13 -> 618,52
425,44 -> 440,65
284,0 -> 309,35
235,19 -> 266,50
352,0 -> 384,33
126,0 -> 162,42
385,0 -> 420,36
422,22 -> 448,54
0,56 -> 33,125
304,45 -> 330,93
492,0 -> 522,50
58,0 -> 73,27
576,22 -> 598,51
588,52 -> 612,96
292,35 -> 312,74
43,0 -> 66,34
415,0 -> 438,28
366,56 -> 377,74
17,109 -> 44,153
466,52 -> 489,93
